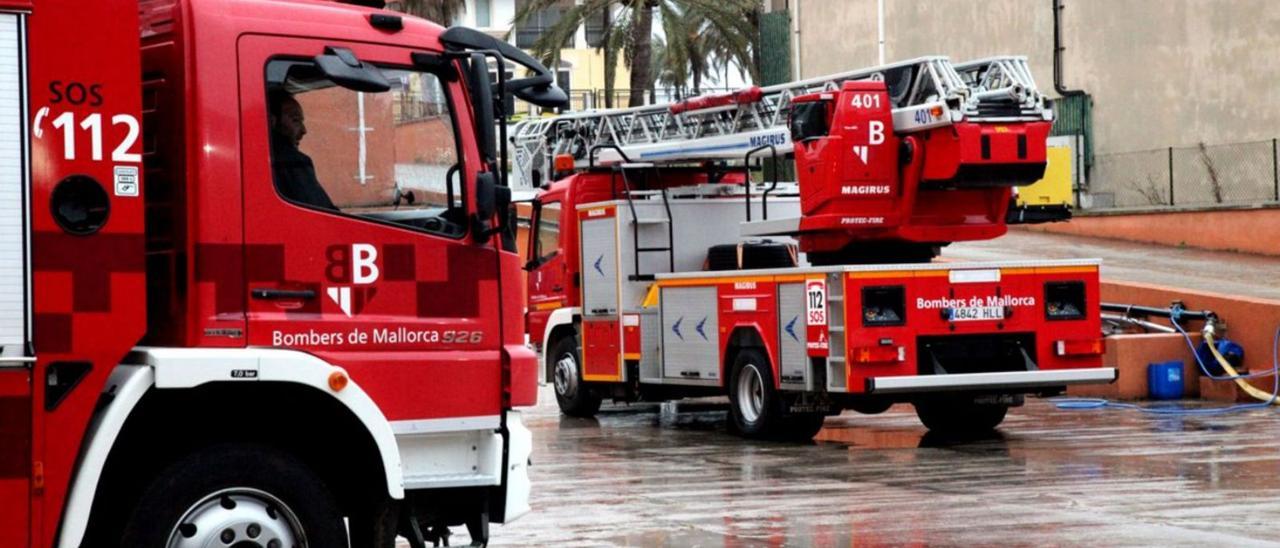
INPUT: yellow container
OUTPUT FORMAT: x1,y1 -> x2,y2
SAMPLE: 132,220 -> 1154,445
1017,143 -> 1074,208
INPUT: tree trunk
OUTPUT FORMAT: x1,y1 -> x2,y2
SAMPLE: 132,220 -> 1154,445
627,0 -> 655,107
691,57 -> 703,96
604,42 -> 616,108
747,8 -> 761,82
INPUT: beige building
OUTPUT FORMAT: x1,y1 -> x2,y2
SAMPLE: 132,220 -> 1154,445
789,0 -> 1280,206
455,0 -> 630,111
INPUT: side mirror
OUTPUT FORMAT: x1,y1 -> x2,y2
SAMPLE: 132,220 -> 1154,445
466,52 -> 497,167
510,80 -> 570,109
314,46 -> 390,93
473,171 -> 497,244
440,27 -> 571,111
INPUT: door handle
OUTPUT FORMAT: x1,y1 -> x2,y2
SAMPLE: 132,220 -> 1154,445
251,288 -> 316,300
551,285 -> 564,292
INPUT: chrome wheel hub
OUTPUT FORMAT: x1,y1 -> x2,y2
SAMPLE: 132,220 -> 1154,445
554,353 -> 579,399
167,488 -> 304,548
737,363 -> 765,423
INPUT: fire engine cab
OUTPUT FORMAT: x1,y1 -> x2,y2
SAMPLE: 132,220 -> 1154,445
520,56 -> 1115,440
0,0 -> 567,546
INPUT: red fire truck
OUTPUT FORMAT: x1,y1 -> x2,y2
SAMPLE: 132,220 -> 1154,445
520,58 -> 1115,440
0,0 -> 567,546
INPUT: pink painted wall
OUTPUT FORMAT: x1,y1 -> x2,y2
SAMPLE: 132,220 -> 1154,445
1023,206 -> 1280,256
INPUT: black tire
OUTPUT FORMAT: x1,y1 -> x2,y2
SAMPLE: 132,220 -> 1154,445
551,334 -> 601,418
707,241 -> 797,271
808,241 -> 939,266
348,497 -> 398,548
121,443 -> 347,548
913,397 -> 1009,434
727,348 -> 785,439
706,244 -> 741,271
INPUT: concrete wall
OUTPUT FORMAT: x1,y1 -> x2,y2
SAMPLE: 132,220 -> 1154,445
793,0 -> 1280,156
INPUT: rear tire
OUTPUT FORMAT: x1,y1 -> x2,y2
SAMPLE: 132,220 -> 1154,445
728,348 -> 823,440
913,397 -> 1008,434
120,443 -> 347,548
551,334 -> 601,418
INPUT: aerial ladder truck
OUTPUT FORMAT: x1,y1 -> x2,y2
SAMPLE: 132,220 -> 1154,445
520,56 -> 1113,440
0,0 -> 569,546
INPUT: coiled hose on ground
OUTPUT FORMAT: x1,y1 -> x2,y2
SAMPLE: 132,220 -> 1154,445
1054,318 -> 1279,415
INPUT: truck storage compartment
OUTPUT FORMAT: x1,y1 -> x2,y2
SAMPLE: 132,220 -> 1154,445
917,333 -> 1036,375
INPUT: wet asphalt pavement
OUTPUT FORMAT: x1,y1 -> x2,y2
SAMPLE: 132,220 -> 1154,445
471,386 -> 1280,547
441,233 -> 1280,547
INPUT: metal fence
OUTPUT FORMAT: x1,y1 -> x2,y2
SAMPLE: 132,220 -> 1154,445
1051,94 -> 1093,175
1086,139 -> 1280,210
759,11 -> 792,86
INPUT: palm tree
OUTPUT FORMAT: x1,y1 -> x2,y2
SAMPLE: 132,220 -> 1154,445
392,0 -> 468,26
650,35 -> 688,99
512,0 -> 758,108
680,12 -> 757,95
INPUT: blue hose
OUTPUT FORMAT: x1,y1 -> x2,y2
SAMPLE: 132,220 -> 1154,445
1052,323 -> 1280,415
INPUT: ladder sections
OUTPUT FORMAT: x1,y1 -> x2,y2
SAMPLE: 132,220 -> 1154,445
511,56 -> 1051,188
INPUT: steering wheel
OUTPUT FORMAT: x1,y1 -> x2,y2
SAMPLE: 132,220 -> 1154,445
420,216 -> 445,233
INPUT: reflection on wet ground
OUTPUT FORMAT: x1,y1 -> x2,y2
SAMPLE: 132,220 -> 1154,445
478,387 -> 1280,546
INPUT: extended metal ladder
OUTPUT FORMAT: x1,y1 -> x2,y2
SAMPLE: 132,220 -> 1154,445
953,56 -> 1047,117
511,56 -> 1051,188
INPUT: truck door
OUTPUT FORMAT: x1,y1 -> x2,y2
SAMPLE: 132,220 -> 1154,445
526,199 -> 566,344
239,37 -> 503,421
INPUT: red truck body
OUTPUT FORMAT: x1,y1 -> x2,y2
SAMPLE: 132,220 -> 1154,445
767,80 -> 1051,258
2,0 -> 553,545
526,72 -> 1113,440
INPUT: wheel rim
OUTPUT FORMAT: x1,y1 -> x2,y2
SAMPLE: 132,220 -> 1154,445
553,351 -> 579,399
736,363 -> 765,423
167,487 -> 305,548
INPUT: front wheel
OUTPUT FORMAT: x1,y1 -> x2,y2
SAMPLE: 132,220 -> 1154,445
914,397 -> 1008,434
551,333 -> 601,417
121,443 -> 348,548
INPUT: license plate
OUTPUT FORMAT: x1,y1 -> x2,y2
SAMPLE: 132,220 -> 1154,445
949,306 -> 1004,322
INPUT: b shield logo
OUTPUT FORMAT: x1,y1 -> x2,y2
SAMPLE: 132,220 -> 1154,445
327,287 -> 354,317
326,243 -> 380,318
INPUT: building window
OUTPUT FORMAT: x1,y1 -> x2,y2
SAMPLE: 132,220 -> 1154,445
585,8 -> 608,47
515,0 -> 574,48
475,0 -> 491,28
